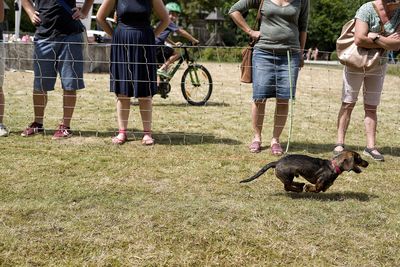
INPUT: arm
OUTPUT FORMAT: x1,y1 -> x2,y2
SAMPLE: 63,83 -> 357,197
72,0 -> 95,20
229,11 -> 260,41
176,28 -> 199,44
152,0 -> 170,37
21,0 -> 41,26
354,19 -> 400,50
96,0 -> 116,37
299,31 -> 307,67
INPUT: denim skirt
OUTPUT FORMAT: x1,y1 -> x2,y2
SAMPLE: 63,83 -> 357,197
252,48 -> 300,100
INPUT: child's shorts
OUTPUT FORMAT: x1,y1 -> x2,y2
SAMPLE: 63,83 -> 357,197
33,33 -> 85,91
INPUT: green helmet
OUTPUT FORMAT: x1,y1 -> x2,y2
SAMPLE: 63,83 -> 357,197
166,2 -> 182,13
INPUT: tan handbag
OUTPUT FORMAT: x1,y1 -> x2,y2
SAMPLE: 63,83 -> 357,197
240,0 -> 264,83
240,42 -> 255,83
336,3 -> 384,70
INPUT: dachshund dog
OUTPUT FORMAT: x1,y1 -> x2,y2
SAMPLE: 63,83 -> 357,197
240,151 -> 369,193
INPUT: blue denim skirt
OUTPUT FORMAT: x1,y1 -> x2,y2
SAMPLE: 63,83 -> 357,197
252,48 -> 300,100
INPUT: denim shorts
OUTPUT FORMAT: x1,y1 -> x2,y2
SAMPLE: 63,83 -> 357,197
33,33 -> 85,91
252,48 -> 300,100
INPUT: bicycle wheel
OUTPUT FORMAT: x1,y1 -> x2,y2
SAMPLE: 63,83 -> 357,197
181,64 -> 213,106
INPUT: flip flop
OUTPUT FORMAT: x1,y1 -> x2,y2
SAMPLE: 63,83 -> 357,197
249,140 -> 261,153
271,143 -> 283,156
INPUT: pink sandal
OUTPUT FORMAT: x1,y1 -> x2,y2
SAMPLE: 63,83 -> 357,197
249,140 -> 262,153
142,131 -> 154,146
271,143 -> 283,156
112,129 -> 127,145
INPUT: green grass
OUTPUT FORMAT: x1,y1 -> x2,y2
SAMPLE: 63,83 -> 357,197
1,62 -> 400,266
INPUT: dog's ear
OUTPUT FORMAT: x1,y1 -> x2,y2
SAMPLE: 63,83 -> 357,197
336,151 -> 356,172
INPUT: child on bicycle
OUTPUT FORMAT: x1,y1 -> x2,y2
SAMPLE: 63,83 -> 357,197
156,2 -> 199,78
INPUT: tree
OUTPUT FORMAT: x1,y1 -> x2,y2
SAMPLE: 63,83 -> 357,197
306,0 -> 369,52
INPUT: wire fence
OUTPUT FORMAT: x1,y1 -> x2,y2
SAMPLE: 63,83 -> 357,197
1,41 -> 400,156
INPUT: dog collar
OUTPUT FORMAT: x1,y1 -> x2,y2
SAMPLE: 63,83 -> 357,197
331,160 -> 342,174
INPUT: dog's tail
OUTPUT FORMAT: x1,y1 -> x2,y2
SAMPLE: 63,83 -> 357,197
240,162 -> 277,183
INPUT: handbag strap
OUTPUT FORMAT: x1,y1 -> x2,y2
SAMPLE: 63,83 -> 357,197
248,0 -> 265,46
252,0 -> 265,31
372,2 -> 385,34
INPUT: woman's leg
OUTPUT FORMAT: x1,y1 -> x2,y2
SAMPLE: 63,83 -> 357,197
113,94 -> 130,143
364,104 -> 379,150
138,97 -> 154,144
271,98 -> 289,145
251,100 -> 266,142
335,102 -> 356,153
116,95 -> 130,130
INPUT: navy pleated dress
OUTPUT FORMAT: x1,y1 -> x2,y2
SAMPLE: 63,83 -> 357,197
110,0 -> 157,97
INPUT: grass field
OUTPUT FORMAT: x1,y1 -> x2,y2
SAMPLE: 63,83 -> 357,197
1,61 -> 400,266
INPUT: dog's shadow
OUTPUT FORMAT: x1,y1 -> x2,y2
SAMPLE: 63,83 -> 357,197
274,191 -> 378,202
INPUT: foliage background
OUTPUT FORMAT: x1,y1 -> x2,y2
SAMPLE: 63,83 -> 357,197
5,0 -> 372,52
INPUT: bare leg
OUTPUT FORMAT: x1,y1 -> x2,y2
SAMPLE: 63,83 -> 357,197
335,102 -> 355,153
251,100 -> 266,142
159,51 -> 180,71
116,95 -> 131,130
271,99 -> 289,145
62,90 -> 77,127
33,90 -> 48,124
138,97 -> 154,144
364,104 -> 382,156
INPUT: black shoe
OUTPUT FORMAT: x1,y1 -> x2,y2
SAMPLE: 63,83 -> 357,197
363,147 -> 384,161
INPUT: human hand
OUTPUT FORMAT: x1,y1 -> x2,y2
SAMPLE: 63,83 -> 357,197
72,7 -> 86,20
30,11 -> 41,26
175,42 -> 183,47
388,31 -> 400,40
249,30 -> 261,41
299,57 -> 304,68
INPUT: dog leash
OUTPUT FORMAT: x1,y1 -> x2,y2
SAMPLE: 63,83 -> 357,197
285,50 -> 295,153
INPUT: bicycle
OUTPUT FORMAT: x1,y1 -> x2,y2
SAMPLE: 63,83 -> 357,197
157,44 -> 213,106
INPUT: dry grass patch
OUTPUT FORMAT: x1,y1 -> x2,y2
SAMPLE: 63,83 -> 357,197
1,62 -> 400,266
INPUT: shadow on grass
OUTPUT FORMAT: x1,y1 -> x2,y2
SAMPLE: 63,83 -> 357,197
287,142 -> 400,157
71,129 -> 241,145
277,191 -> 378,202
132,101 -> 230,107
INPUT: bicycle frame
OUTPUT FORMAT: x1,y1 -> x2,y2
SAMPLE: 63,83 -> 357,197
160,46 -> 200,86
157,44 -> 213,106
